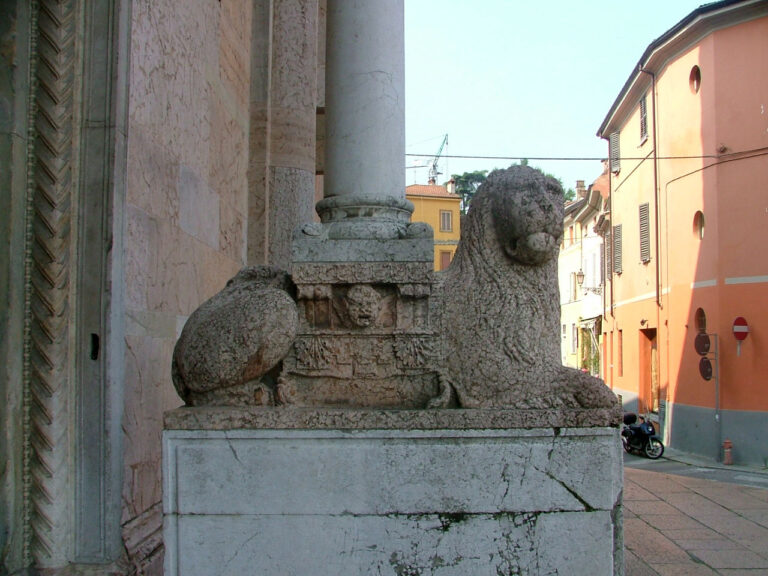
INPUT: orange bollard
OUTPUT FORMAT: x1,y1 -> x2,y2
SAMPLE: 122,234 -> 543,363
723,439 -> 733,465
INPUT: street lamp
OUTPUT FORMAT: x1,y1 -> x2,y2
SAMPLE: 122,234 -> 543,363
576,268 -> 602,295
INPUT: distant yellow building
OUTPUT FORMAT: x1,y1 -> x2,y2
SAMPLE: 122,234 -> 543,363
406,182 -> 461,270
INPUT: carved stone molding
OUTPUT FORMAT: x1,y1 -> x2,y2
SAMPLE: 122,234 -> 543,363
24,0 -> 77,567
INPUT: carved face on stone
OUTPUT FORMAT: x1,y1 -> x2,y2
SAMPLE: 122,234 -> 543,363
488,166 -> 564,266
345,284 -> 381,327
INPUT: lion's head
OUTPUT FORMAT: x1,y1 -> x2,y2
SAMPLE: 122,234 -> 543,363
477,165 -> 564,266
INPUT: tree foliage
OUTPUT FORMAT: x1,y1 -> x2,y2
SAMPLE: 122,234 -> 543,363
452,160 -> 575,212
523,159 -> 575,203
451,170 -> 488,213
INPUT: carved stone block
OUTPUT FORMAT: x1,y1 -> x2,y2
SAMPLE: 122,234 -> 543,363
279,225 -> 441,408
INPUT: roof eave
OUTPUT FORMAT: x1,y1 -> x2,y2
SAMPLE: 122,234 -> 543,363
574,188 -> 602,223
597,0 -> 768,138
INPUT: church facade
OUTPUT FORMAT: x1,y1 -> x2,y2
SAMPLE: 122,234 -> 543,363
1,0 -> 327,572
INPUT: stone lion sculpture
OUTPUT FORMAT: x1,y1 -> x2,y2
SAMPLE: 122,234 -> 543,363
435,165 -> 618,409
171,166 -> 617,412
172,266 -> 298,406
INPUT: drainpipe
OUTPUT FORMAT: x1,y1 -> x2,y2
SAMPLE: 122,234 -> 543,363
639,66 -> 661,310
608,176 -> 614,320
639,66 -> 664,436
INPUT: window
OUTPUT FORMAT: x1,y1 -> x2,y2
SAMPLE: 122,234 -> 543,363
609,132 -> 620,173
639,95 -> 648,142
617,329 -> 623,377
689,65 -> 701,94
439,210 -> 452,232
639,203 -> 651,263
591,253 -> 598,287
600,242 -> 605,284
612,224 -> 623,274
571,324 -> 578,354
570,272 -> 578,301
693,211 -> 705,239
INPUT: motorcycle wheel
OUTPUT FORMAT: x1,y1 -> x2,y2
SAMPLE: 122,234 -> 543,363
621,436 -> 631,453
644,439 -> 664,460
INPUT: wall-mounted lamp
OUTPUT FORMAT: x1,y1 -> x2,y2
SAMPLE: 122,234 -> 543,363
576,268 -> 602,295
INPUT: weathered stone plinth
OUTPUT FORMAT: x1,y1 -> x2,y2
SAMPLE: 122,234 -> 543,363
163,407 -> 623,575
277,223 -> 440,408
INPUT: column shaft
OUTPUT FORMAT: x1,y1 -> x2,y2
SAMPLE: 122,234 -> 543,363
323,0 -> 405,204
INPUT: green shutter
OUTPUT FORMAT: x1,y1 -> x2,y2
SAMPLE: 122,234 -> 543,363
609,132 -> 621,173
639,203 -> 651,263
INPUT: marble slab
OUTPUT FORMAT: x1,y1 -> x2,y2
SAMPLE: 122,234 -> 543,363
164,422 -> 623,575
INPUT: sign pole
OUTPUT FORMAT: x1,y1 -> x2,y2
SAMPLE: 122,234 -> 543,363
713,334 -> 721,461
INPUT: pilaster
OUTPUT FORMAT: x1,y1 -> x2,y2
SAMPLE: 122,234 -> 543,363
14,0 -> 130,571
26,0 -> 77,565
247,0 -> 320,269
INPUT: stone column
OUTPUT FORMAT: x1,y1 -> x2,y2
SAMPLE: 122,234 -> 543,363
248,0 -> 318,269
287,0 -> 434,408
318,0 -> 412,239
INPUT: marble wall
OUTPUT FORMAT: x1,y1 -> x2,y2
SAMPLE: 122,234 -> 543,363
0,0 -> 325,572
122,0 -> 252,568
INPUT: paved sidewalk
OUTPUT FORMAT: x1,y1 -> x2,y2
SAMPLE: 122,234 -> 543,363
624,465 -> 768,575
663,448 -> 768,480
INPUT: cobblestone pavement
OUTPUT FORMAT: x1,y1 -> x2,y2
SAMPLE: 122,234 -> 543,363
624,457 -> 768,575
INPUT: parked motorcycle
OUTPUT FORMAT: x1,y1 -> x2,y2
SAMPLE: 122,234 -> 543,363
621,413 -> 664,459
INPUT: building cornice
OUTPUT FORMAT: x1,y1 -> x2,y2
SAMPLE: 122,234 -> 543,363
574,187 -> 602,224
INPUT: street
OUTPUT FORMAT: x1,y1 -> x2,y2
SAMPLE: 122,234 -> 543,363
623,452 -> 768,575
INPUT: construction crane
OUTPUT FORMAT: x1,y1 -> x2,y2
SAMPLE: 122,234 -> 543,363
427,134 -> 448,184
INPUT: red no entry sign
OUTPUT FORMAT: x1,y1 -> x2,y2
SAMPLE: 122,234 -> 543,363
733,317 -> 749,341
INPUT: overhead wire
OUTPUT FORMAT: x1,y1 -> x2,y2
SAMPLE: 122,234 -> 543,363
404,145 -> 768,163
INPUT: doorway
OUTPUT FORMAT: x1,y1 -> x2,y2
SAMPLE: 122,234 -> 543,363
640,328 -> 659,415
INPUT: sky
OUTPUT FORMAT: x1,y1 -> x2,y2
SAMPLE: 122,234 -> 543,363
404,0 -> 707,190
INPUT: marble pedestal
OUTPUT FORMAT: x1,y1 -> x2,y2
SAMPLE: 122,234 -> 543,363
163,408 -> 623,575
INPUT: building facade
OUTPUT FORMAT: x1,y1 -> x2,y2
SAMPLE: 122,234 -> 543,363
597,0 -> 768,465
1,0 -> 327,573
559,174 -> 608,375
406,182 -> 461,270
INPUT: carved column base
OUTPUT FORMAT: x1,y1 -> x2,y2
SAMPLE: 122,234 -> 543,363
284,224 -> 439,408
314,195 -> 414,240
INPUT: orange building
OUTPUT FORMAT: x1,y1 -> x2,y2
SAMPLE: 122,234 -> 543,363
596,0 -> 768,465
406,182 -> 462,270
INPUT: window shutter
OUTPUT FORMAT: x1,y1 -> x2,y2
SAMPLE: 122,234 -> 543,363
639,203 -> 651,263
604,230 -> 612,280
613,224 -> 623,274
609,132 -> 620,173
640,96 -> 648,141
600,240 -> 605,284
571,272 -> 578,301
